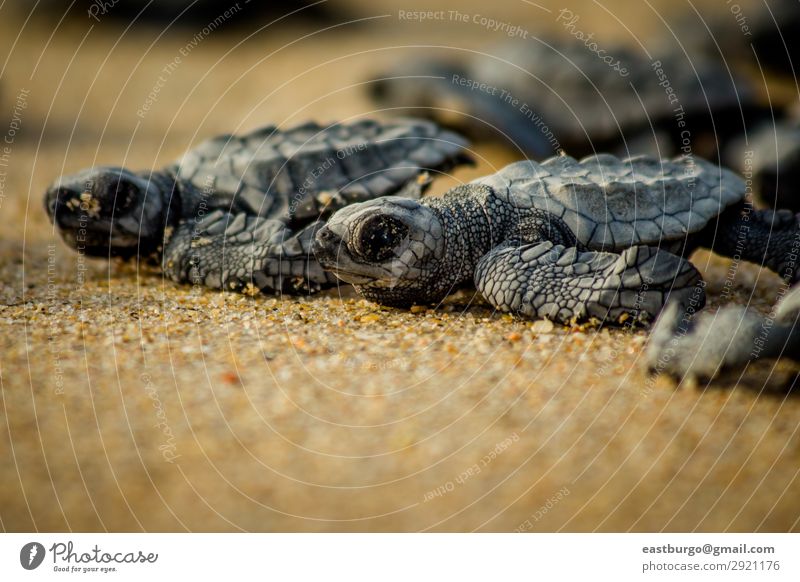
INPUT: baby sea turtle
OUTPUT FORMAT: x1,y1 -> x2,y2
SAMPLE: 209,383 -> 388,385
45,118 -> 471,294
313,153 -> 800,327
370,39 -> 763,160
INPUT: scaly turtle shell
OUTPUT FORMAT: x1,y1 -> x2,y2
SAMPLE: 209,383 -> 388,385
169,118 -> 469,225
472,153 -> 746,251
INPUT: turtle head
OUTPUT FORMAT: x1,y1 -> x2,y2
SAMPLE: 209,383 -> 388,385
313,197 -> 452,306
45,167 -> 174,259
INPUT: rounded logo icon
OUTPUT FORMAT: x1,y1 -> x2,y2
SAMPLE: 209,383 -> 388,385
20,542 -> 46,570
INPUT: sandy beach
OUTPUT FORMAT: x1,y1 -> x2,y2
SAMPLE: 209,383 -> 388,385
1,0 -> 799,532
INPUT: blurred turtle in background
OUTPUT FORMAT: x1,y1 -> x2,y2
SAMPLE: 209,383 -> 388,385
370,0 -> 800,209
673,0 -> 800,79
369,38 -> 767,163
724,117 -> 800,211
667,0 -> 800,211
17,0 -> 342,27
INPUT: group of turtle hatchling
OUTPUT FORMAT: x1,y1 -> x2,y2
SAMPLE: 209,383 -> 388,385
47,7 -> 800,385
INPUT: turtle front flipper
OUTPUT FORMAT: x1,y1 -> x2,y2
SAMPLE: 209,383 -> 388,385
163,210 -> 336,295
474,242 -> 704,325
645,286 -> 800,382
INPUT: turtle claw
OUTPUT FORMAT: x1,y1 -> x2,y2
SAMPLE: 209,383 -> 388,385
644,301 -> 720,382
644,298 -> 800,383
644,303 -> 680,373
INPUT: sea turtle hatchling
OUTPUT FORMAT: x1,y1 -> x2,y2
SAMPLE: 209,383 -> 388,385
45,118 -> 471,294
369,39 -> 764,160
313,153 -> 800,328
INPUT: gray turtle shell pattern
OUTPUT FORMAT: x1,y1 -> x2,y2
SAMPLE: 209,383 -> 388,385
169,118 -> 467,225
472,153 -> 745,251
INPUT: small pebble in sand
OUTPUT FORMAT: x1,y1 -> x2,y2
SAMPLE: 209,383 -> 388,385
531,319 -> 555,334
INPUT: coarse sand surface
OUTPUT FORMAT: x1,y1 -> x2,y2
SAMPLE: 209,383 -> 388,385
1,0 -> 799,531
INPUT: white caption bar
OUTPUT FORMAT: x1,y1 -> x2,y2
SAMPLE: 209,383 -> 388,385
1,533 -> 797,581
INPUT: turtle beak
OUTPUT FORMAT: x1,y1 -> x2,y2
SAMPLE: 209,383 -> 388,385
312,226 -> 378,284
311,225 -> 340,267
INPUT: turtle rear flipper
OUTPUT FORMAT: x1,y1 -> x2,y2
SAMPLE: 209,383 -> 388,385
163,209 -> 336,295
474,242 -> 703,325
703,207 -> 800,284
645,286 -> 800,383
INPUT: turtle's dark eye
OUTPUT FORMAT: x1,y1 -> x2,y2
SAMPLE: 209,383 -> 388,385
112,179 -> 142,213
354,215 -> 408,262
